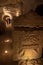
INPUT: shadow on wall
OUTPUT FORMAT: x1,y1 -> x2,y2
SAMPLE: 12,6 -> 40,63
35,4 -> 43,16
0,61 -> 18,65
42,48 -> 43,58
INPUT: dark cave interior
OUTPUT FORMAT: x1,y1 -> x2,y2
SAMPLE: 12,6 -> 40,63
35,4 -> 43,16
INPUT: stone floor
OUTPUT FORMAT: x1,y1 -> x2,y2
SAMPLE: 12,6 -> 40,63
18,58 -> 43,65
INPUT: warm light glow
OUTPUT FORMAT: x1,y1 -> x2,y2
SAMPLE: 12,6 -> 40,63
5,50 -> 8,54
18,48 -> 42,60
2,7 -> 12,20
16,11 -> 20,17
4,39 -> 10,43
15,9 -> 21,17
2,7 -> 13,28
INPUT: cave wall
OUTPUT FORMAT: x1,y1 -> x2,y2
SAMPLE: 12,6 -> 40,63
12,30 -> 43,60
0,0 -> 43,62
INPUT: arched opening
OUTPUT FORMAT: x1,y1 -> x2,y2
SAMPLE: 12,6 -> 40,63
35,4 -> 43,16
